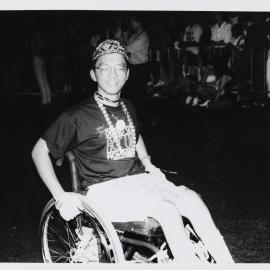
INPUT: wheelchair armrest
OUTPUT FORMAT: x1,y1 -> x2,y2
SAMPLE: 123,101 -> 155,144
55,151 -> 81,193
66,151 -> 80,193
56,158 -> 64,167
65,151 -> 76,163
56,152 -> 76,167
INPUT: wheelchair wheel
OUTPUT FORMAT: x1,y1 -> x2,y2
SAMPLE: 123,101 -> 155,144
40,198 -> 125,263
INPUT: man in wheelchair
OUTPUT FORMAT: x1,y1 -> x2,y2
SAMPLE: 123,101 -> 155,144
32,39 -> 234,264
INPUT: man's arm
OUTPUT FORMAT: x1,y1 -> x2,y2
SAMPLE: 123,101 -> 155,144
31,138 -> 64,201
136,134 -> 152,168
136,134 -> 167,181
32,138 -> 83,220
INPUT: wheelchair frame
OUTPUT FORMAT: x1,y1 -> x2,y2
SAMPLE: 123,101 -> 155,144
39,151 -> 215,263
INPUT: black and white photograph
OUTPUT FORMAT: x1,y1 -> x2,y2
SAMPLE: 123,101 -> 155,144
0,0 -> 269,265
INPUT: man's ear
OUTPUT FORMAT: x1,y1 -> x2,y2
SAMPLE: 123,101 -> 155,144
126,69 -> 130,81
90,69 -> 97,82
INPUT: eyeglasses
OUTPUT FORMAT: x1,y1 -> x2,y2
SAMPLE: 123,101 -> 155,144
95,65 -> 127,76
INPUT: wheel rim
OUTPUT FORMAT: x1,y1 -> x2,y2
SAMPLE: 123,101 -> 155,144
41,207 -> 117,263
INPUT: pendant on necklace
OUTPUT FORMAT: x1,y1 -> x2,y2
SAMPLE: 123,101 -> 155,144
115,120 -> 126,131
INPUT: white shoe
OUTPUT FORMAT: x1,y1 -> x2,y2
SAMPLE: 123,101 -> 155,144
153,80 -> 165,88
147,81 -> 153,87
199,100 -> 210,107
185,96 -> 192,104
192,97 -> 199,106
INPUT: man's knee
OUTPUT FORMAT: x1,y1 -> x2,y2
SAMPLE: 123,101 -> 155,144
152,200 -> 180,224
176,188 -> 206,215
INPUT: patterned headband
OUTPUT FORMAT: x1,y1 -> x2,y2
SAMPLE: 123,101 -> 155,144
92,39 -> 128,62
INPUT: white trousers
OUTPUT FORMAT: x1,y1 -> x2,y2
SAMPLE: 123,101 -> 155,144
86,173 -> 187,222
86,172 -> 234,263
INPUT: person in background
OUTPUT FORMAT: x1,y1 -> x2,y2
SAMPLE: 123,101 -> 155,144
228,23 -> 248,91
210,12 -> 232,68
211,12 -> 232,47
210,12 -> 232,91
123,15 -> 150,123
185,62 -> 232,107
30,30 -> 52,106
182,15 -> 204,81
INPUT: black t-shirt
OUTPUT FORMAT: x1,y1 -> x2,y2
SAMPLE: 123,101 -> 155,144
42,97 -> 145,188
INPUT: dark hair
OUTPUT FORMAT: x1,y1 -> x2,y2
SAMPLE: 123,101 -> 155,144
129,14 -> 145,27
231,23 -> 244,38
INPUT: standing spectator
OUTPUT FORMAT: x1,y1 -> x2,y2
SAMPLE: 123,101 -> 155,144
210,12 -> 232,81
123,15 -> 150,123
228,23 -> 248,91
211,12 -> 232,45
182,16 -> 204,81
30,30 -> 52,105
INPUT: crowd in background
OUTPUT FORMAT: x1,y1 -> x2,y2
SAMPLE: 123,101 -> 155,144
1,11 -> 270,109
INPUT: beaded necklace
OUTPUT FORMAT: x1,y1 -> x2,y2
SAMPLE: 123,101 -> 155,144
94,92 -> 137,152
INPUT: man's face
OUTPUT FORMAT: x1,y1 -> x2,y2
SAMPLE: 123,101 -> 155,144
215,13 -> 223,25
129,19 -> 139,32
91,53 -> 129,97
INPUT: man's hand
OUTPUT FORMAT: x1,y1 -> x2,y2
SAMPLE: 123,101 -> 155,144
55,192 -> 85,221
144,160 -> 167,182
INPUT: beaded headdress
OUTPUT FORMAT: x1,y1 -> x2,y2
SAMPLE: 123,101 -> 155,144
92,39 -> 128,62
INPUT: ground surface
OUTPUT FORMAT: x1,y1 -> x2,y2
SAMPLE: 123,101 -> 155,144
0,93 -> 269,263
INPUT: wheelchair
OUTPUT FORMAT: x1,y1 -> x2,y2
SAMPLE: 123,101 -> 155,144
39,151 -> 216,263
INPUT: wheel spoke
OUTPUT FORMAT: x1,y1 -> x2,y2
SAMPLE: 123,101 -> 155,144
49,248 -> 69,256
52,213 -> 78,246
53,255 -> 70,263
48,224 -> 73,250
66,223 -> 78,245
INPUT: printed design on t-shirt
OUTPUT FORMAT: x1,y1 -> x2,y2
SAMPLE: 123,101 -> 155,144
96,125 -> 106,138
104,124 -> 136,160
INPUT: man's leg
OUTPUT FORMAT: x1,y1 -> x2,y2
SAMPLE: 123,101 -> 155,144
174,188 -> 234,263
141,176 -> 234,263
153,200 -> 199,263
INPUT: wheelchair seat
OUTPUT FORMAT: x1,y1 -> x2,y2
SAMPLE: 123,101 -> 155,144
113,218 -> 163,237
